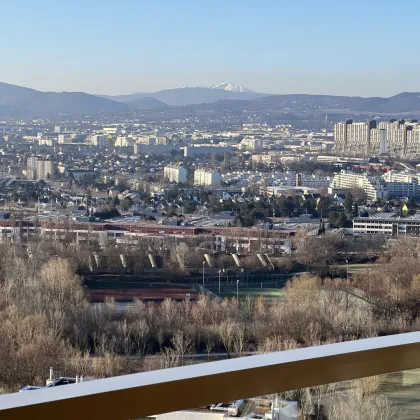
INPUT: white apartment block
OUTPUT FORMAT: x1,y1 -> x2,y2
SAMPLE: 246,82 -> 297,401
58,134 -> 72,144
238,137 -> 263,152
296,173 -> 331,189
328,171 -> 387,201
37,159 -> 52,180
382,170 -> 420,198
329,169 -> 420,200
164,165 -> 187,183
194,169 -> 221,186
27,156 -> 52,180
137,136 -> 156,145
89,135 -> 109,147
114,136 -> 134,147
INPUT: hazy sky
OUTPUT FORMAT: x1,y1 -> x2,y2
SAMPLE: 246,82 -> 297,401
1,0 -> 419,96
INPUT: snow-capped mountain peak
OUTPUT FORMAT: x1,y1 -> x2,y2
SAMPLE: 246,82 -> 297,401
210,82 -> 254,93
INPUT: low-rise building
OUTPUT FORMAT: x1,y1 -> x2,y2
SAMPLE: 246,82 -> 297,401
353,212 -> 420,236
251,153 -> 281,165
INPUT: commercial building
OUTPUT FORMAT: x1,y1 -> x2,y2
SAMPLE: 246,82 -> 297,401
164,165 -> 187,183
353,212 -> 420,236
194,169 -> 221,186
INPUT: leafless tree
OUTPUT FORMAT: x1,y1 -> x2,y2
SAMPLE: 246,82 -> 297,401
170,243 -> 192,272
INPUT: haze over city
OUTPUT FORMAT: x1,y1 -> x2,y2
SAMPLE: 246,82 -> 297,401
1,0 -> 420,96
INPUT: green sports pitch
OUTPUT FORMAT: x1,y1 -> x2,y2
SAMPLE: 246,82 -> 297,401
206,284 -> 285,299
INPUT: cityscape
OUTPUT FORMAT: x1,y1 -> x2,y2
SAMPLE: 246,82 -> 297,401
2,1 -> 420,420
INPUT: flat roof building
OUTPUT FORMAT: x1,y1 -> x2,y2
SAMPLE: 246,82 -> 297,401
194,169 -> 221,187
164,165 -> 187,183
353,212 -> 420,236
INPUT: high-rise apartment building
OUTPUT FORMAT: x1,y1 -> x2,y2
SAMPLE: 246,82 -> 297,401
239,137 -> 263,152
36,159 -> 52,180
27,156 -> 52,180
194,169 -> 221,186
164,165 -> 187,183
334,119 -> 420,158
334,120 -> 376,156
58,134 -> 72,144
89,135 -> 109,147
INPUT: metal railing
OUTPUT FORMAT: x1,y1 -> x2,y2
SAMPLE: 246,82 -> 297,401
1,332 -> 420,420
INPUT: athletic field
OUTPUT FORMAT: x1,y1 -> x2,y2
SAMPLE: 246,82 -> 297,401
206,284 -> 285,299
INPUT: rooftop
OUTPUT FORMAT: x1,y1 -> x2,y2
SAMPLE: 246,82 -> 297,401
354,212 -> 420,222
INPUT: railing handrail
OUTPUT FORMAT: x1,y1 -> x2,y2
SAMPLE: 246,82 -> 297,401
1,331 -> 420,420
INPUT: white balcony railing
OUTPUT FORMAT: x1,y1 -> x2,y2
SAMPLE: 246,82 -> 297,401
1,332 -> 420,420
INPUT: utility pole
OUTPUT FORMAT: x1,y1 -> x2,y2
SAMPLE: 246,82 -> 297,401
236,279 -> 239,300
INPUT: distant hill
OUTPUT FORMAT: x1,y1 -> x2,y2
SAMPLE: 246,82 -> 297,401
127,97 -> 169,110
0,82 -> 39,106
97,92 -> 150,102
3,80 -> 420,115
149,87 -> 264,106
0,105 -> 15,117
246,93 -> 420,113
0,82 -> 127,115
101,86 -> 261,105
16,92 -> 128,115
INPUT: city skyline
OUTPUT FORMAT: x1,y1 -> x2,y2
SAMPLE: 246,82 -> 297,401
1,0 -> 420,96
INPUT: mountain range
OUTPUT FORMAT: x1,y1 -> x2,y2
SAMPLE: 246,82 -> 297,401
1,81 -> 420,116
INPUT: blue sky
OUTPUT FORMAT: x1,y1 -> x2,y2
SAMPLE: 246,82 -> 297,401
1,0 -> 419,96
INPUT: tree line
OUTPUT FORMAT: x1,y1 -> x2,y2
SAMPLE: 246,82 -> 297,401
0,237 -> 418,418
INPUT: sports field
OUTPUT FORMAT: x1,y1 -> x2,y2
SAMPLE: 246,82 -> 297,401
206,284 -> 285,299
86,281 -> 198,302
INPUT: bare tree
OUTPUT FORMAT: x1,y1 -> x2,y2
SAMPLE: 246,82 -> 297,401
170,243 -> 192,272
171,330 -> 194,366
131,319 -> 150,356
